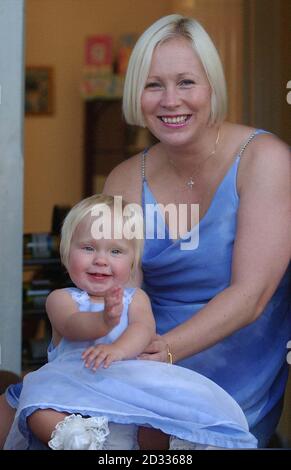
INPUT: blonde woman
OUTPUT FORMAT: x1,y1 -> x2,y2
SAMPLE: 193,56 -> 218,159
103,14 -> 291,448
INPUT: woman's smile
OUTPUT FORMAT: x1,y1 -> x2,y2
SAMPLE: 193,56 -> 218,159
158,114 -> 192,127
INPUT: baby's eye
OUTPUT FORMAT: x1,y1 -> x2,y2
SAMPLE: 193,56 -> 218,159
82,246 -> 94,252
111,248 -> 122,255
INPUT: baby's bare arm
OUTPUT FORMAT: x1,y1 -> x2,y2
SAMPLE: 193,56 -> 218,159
46,289 -> 118,342
82,289 -> 155,369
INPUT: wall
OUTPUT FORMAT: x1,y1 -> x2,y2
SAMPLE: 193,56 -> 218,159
0,0 -> 24,374
24,0 -> 170,232
280,0 -> 291,144
25,0 -> 290,226
243,0 -> 291,144
25,0 -> 246,233
172,0 -> 244,124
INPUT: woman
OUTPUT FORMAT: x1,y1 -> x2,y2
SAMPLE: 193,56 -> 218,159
103,14 -> 291,448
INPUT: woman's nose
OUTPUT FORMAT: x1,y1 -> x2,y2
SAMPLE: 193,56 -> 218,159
160,86 -> 180,108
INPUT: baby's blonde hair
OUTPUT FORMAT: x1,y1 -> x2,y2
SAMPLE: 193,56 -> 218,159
60,194 -> 144,275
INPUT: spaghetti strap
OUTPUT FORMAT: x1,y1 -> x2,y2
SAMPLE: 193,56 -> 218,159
238,129 -> 269,158
141,148 -> 149,182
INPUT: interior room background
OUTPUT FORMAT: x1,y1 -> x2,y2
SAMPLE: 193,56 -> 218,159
24,0 -> 291,232
1,0 -> 290,446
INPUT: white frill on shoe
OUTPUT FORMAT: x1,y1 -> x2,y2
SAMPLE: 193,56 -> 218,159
48,414 -> 109,450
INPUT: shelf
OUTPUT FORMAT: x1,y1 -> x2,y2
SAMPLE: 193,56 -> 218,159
23,308 -> 47,316
23,257 -> 61,266
22,356 -> 48,370
22,252 -> 65,372
83,99 -> 157,195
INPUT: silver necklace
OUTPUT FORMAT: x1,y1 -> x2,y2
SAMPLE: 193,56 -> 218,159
169,127 -> 221,190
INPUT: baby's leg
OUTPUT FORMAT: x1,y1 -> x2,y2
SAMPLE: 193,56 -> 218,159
138,426 -> 169,450
0,394 -> 16,449
103,423 -> 139,450
28,408 -> 68,445
30,412 -> 137,450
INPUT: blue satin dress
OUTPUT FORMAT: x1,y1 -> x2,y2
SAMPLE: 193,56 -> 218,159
4,288 -> 257,450
141,130 -> 291,447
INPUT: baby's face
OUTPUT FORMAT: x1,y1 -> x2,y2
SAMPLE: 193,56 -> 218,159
67,213 -> 135,300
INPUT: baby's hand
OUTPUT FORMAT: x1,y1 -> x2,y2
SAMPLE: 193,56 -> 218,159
82,343 -> 125,370
103,286 -> 123,329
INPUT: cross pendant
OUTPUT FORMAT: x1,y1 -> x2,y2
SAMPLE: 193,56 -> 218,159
187,177 -> 194,189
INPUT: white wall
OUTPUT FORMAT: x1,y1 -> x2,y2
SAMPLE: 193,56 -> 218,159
24,0 -> 170,232
0,0 -> 24,374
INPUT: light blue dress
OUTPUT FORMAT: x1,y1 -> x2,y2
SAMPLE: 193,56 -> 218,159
141,130 -> 291,447
4,287 -> 257,449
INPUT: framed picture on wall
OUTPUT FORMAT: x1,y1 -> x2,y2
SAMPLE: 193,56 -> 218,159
25,66 -> 54,115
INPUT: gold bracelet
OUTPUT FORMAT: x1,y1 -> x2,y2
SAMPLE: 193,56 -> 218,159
167,345 -> 173,364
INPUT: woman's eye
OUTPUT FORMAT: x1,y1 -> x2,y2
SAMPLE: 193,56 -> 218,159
179,79 -> 195,87
144,82 -> 162,89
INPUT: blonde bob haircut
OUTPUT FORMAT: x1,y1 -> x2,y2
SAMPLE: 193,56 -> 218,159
60,194 -> 144,276
123,14 -> 227,127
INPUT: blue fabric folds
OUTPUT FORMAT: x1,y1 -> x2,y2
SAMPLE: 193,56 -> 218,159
141,130 -> 290,441
6,359 -> 257,449
4,288 -> 257,449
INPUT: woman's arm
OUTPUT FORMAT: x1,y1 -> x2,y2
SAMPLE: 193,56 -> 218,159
46,289 -> 117,342
141,135 -> 291,363
103,154 -> 142,204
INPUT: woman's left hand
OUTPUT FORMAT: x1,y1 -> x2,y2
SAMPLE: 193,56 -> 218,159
138,334 -> 170,363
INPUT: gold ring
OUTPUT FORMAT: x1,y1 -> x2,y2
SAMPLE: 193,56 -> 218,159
167,345 -> 173,364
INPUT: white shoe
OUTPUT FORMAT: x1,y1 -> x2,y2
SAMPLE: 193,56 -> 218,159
169,436 -> 224,450
103,423 -> 139,450
169,435 -> 197,450
48,414 -> 110,450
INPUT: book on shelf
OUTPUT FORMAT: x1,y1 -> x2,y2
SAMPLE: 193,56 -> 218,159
85,35 -> 113,73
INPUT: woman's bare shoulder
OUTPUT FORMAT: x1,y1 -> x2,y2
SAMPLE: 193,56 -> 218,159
240,128 -> 290,166
223,122 -> 289,166
103,152 -> 143,203
237,128 -> 290,192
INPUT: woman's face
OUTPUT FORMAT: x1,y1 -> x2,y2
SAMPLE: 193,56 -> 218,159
141,37 -> 211,148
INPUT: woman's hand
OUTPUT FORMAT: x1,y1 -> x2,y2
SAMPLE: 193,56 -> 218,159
138,334 -> 171,363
